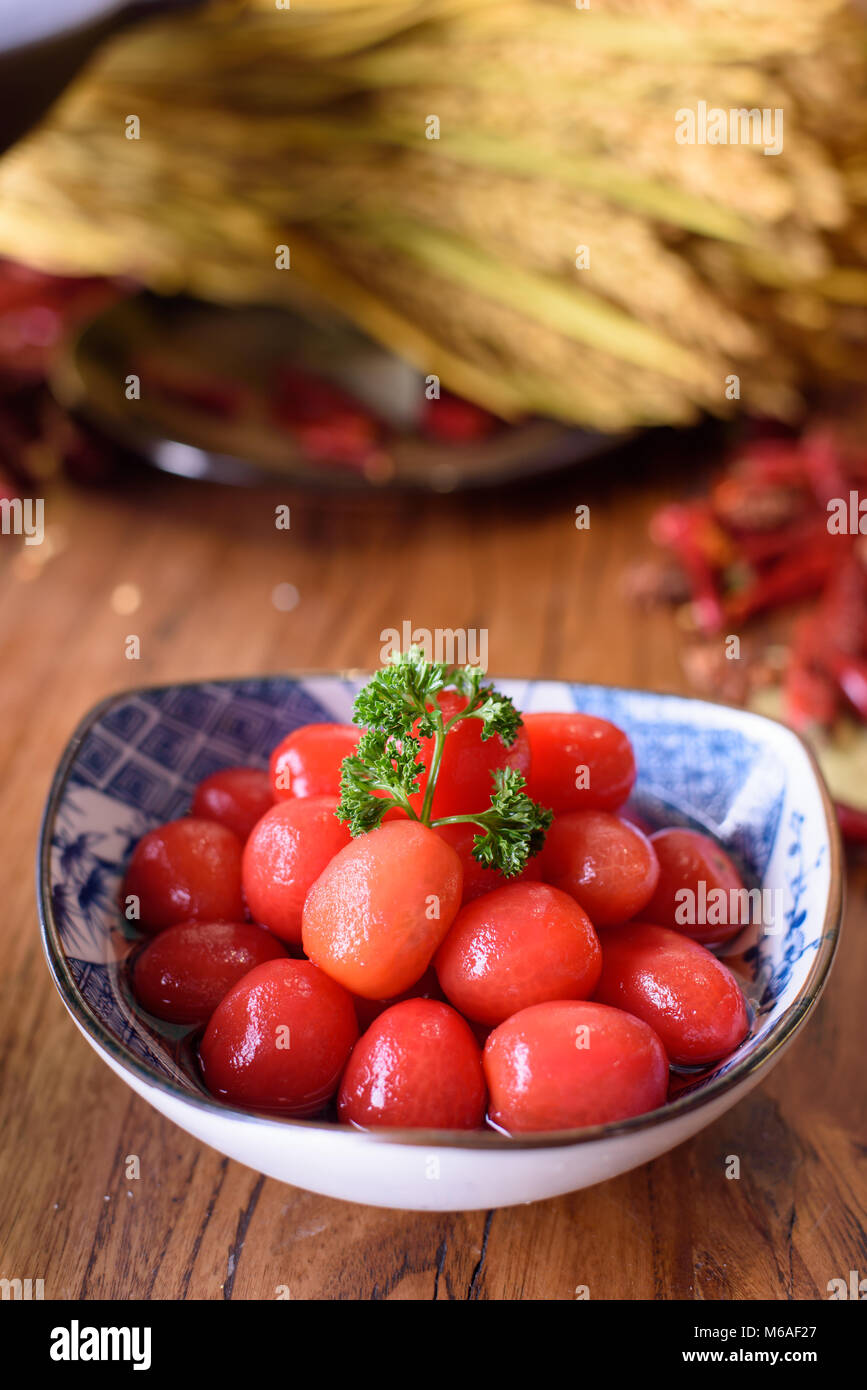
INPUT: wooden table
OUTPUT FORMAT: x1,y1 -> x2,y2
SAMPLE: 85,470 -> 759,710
1,444 -> 863,1300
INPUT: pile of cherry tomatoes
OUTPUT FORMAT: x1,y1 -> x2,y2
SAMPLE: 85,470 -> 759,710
123,707 -> 751,1133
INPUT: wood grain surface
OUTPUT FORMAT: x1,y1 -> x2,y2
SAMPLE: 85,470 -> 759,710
1,443 -> 864,1301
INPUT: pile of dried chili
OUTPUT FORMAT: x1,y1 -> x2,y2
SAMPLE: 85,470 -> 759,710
641,427 -> 867,843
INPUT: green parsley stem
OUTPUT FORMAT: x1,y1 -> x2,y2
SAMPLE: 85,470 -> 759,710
430,812 -> 493,829
419,701 -> 481,824
419,712 -> 445,824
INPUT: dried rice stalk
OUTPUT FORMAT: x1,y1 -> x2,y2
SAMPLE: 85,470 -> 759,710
0,0 -> 865,427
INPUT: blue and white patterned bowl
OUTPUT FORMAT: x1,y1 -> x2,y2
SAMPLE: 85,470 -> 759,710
37,676 -> 842,1211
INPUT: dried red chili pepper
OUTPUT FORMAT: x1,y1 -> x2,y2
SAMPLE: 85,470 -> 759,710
727,438 -> 807,487
817,554 -> 867,654
779,555 -> 867,727
783,615 -> 839,732
725,542 -> 838,624
421,391 -> 500,442
712,473 -> 806,533
271,366 -> 385,469
800,428 -> 849,509
835,802 -> 867,844
731,514 -> 832,568
135,356 -> 249,420
650,501 -> 727,633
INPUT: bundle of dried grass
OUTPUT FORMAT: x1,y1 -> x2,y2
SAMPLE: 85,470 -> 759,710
1,0 -> 865,428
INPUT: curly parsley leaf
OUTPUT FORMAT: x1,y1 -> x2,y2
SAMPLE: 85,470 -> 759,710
434,768 -> 553,877
336,729 -> 422,835
351,648 -> 449,738
337,649 -> 551,872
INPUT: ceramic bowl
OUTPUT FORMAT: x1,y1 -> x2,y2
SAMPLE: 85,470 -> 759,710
37,676 -> 842,1211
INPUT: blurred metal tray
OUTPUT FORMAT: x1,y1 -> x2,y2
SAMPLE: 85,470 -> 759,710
50,293 -> 626,492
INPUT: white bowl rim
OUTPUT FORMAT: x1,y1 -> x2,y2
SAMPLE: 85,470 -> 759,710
37,672 -> 844,1152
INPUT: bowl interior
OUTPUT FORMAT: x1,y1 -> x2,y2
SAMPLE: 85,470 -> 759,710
38,676 -> 840,1139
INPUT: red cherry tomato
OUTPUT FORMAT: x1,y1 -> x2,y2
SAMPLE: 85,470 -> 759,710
412,691 -> 531,820
484,1000 -> 668,1133
338,999 -> 486,1130
435,882 -> 602,1026
199,958 -> 358,1115
242,796 -> 352,946
433,821 -> 542,904
594,922 -> 750,1066
302,820 -> 463,999
190,766 -> 274,842
644,828 -> 746,945
539,809 -> 659,926
131,920 -> 287,1025
523,712 -> 635,813
269,722 -> 360,801
351,963 -> 444,1032
123,818 -> 244,934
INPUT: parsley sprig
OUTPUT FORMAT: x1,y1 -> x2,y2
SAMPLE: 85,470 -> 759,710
336,649 -> 552,876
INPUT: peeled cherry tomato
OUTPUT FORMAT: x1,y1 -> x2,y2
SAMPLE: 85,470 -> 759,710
433,821 -> 542,904
270,722 -> 360,801
484,1000 -> 668,1133
131,920 -> 287,1025
644,828 -> 746,945
242,796 -> 352,946
523,712 -> 635,813
435,882 -> 602,1026
191,766 -> 273,842
352,964 -> 444,1032
302,820 -> 462,999
539,809 -> 659,926
199,958 -> 357,1115
412,691 -> 531,820
338,999 -> 486,1130
123,818 -> 244,934
594,922 -> 750,1066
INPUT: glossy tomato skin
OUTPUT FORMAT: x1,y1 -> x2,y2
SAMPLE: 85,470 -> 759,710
412,691 -> 531,820
435,882 -> 602,1026
199,958 -> 358,1115
594,922 -> 750,1066
523,712 -> 635,814
131,919 -> 287,1025
269,722 -> 360,801
302,820 -> 463,999
645,828 -> 746,945
484,1000 -> 668,1133
242,796 -> 351,946
538,809 -> 659,926
338,999 -> 486,1130
123,818 -> 244,934
351,964 -> 444,1032
433,821 -> 543,904
191,766 -> 274,842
